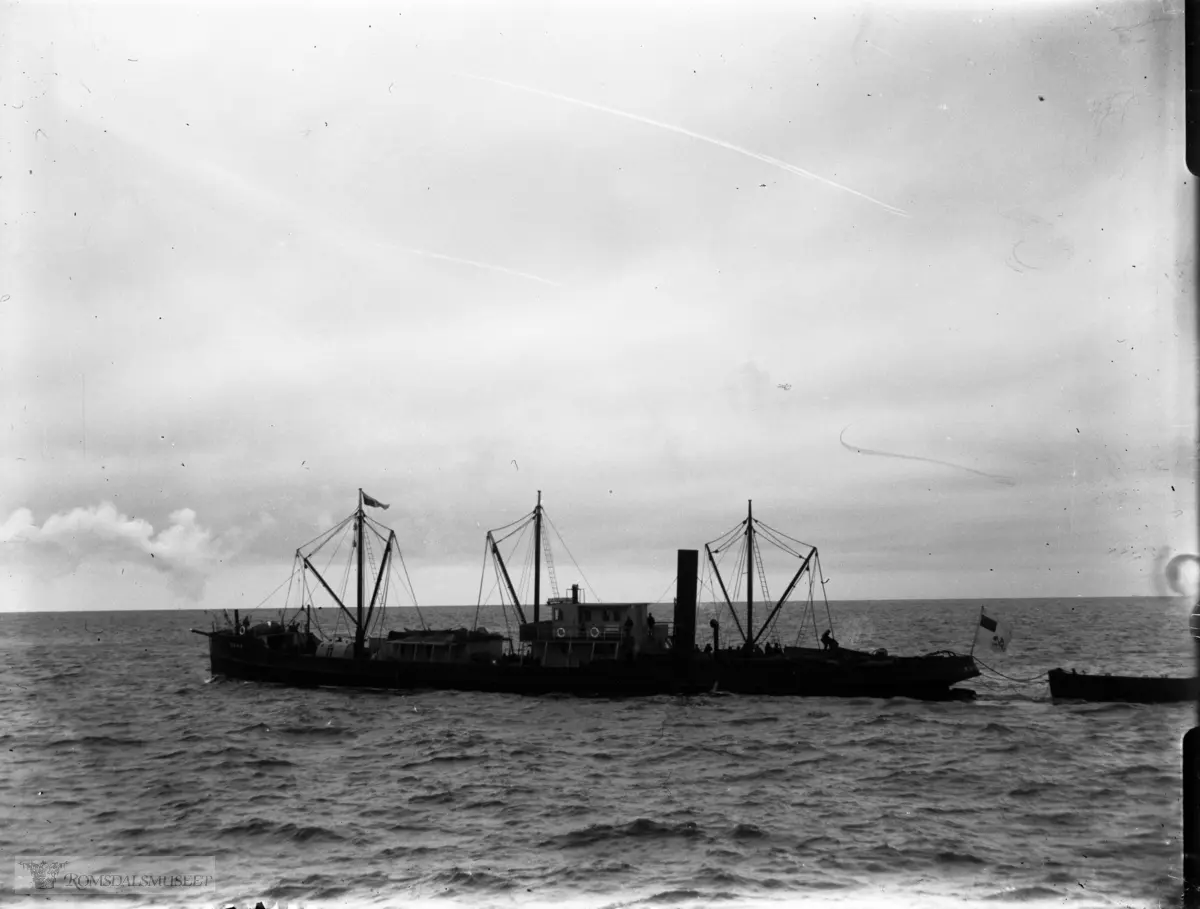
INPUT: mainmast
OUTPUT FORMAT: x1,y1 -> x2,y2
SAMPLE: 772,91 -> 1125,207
355,488 -> 365,658
533,490 -> 542,624
746,499 -> 754,651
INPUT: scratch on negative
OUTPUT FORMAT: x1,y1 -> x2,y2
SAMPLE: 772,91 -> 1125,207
839,425 -> 1017,486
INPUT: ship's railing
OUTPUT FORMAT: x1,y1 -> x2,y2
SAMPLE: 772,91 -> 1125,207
519,621 -> 674,642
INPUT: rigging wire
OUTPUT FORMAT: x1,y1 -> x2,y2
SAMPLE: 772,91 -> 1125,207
475,537 -> 518,637
474,548 -> 504,630
697,573 -> 723,617
363,533 -> 384,634
364,528 -> 378,587
729,542 -> 746,606
487,508 -> 536,537
751,531 -> 771,605
473,536 -> 490,630
974,658 -> 1049,684
299,513 -> 355,555
380,539 -> 422,630
244,567 -> 298,615
323,520 -> 354,576
810,570 -> 821,645
704,518 -> 748,550
755,524 -> 806,559
651,575 -> 677,606
304,520 -> 355,638
369,557 -> 392,640
305,574 -> 333,640
545,513 -> 602,603
487,544 -> 518,642
396,549 -> 426,630
278,558 -> 297,625
498,521 -> 532,599
514,521 -> 535,602
363,515 -> 399,552
493,514 -> 534,545
336,534 -> 354,616
709,539 -> 748,642
303,575 -> 321,637
754,519 -> 814,551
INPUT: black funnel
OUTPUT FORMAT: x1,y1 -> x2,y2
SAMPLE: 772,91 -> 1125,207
673,550 -> 698,663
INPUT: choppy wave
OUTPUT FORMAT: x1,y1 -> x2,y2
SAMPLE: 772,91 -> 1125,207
0,599 -> 1191,909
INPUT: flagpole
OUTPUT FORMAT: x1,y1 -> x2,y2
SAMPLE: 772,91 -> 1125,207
969,604 -> 984,658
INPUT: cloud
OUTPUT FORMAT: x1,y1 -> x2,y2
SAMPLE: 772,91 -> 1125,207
0,503 -> 243,600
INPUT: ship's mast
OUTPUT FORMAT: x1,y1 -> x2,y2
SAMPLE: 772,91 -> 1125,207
746,499 -> 754,651
533,490 -> 542,624
355,488 -> 365,658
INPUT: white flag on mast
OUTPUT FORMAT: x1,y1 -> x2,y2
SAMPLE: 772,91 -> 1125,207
976,611 -> 1013,653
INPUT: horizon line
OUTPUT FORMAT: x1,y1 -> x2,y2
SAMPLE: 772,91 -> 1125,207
0,594 -> 1187,616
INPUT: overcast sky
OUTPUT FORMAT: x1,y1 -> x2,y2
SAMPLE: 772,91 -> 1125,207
1,0 -> 1194,613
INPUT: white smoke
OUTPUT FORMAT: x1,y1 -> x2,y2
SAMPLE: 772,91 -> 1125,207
0,503 -> 231,600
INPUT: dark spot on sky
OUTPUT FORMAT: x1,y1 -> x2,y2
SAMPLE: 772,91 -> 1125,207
1038,95 -> 1045,101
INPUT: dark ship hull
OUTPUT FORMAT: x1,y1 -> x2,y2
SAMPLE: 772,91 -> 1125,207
1049,668 -> 1199,704
204,630 -> 979,701
198,492 -> 980,702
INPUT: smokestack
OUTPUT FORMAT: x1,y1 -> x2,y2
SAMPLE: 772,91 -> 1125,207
673,550 -> 698,673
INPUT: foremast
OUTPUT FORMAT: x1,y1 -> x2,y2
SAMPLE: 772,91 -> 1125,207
294,489 -> 402,656
355,489 -> 365,659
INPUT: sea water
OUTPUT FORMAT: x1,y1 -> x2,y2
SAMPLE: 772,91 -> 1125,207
0,597 -> 1193,908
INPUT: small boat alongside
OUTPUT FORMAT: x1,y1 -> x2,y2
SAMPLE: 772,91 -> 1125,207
1048,668 -> 1198,704
195,490 -> 980,700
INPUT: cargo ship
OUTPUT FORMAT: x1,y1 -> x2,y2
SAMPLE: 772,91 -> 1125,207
194,490 -> 979,700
